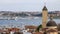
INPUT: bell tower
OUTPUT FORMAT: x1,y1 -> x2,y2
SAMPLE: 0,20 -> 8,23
42,5 -> 48,28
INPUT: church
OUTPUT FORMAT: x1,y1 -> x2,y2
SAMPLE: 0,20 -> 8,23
42,5 -> 58,34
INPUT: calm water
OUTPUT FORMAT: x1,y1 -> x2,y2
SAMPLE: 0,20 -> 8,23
0,17 -> 60,28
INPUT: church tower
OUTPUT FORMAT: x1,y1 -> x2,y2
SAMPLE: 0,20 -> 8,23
42,5 -> 48,28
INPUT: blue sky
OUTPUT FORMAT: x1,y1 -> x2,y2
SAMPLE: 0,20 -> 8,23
0,0 -> 60,12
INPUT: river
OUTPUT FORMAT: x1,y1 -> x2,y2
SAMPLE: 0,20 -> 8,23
0,17 -> 60,28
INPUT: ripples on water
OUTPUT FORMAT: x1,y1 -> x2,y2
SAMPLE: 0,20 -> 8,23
0,17 -> 60,28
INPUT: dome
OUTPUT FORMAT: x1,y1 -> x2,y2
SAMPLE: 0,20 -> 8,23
46,20 -> 57,27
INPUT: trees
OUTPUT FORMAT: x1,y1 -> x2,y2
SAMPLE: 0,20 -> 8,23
35,24 -> 42,32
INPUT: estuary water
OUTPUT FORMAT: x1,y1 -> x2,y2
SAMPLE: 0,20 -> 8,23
0,17 -> 60,28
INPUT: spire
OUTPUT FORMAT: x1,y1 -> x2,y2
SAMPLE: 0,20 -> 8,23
44,0 -> 47,6
42,0 -> 47,11
44,0 -> 46,8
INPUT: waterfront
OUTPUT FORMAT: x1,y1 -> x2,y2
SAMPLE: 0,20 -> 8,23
0,17 -> 60,28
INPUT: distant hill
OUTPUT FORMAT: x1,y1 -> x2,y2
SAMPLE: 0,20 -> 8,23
0,11 -> 60,17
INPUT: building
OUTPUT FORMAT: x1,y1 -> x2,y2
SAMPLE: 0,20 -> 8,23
42,5 -> 48,28
46,15 -> 58,34
32,32 -> 43,34
42,5 -> 58,34
25,25 -> 37,33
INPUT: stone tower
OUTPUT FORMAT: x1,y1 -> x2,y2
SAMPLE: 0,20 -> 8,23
42,5 -> 48,28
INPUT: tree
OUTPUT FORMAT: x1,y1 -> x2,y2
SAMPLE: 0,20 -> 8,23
35,24 -> 42,32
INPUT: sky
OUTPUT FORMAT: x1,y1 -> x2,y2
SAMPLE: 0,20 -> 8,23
0,0 -> 60,12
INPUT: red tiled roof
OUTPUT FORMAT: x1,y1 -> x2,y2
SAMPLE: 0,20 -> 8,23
25,25 -> 37,29
32,32 -> 43,34
47,29 -> 57,32
27,29 -> 34,33
0,29 -> 3,32
42,28 -> 48,31
8,28 -> 20,32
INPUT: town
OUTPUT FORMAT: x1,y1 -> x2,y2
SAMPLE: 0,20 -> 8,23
0,6 -> 59,34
